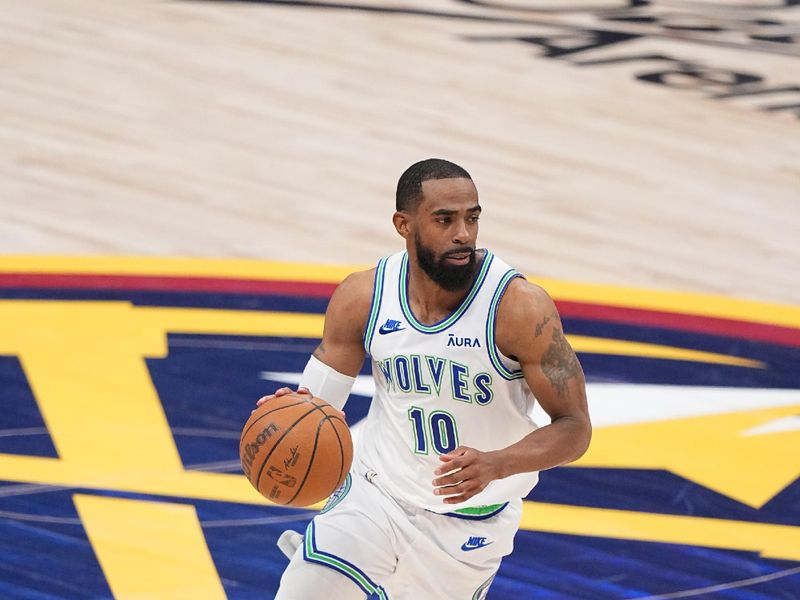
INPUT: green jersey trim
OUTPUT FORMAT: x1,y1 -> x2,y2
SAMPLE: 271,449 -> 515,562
363,257 -> 389,354
486,269 -> 525,380
453,502 -> 508,517
398,250 -> 494,334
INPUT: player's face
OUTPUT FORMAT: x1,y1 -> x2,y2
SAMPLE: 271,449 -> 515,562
413,178 -> 480,292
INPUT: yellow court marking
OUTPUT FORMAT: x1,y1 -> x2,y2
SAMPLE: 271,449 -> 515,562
74,494 -> 227,600
0,300 -> 323,507
520,502 -> 800,562
537,277 -> 800,330
136,306 -> 325,338
578,403 -> 800,508
1,255 -> 800,329
0,255 -> 357,283
2,302 -> 179,472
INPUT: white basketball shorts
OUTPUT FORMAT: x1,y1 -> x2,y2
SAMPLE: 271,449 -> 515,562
295,462 -> 522,599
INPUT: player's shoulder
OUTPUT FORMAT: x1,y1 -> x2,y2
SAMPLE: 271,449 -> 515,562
495,277 -> 561,359
326,267 -> 376,317
336,267 -> 376,298
500,276 -> 556,319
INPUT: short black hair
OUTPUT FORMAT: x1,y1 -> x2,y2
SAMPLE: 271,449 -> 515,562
395,158 -> 472,212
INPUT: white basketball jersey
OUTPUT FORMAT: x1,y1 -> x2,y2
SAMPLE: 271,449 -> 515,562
357,249 -> 540,513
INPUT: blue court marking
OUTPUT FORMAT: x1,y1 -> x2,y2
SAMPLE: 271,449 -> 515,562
493,532 -> 800,600
0,485 -> 315,600
530,467 -> 800,527
0,357 -> 58,458
0,288 -> 330,314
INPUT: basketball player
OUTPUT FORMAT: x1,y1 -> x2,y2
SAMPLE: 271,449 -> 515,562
262,159 -> 591,599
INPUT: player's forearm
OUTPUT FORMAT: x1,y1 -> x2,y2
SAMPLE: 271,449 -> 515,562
491,415 -> 591,479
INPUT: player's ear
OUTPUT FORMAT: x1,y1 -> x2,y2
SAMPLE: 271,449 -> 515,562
393,211 -> 411,239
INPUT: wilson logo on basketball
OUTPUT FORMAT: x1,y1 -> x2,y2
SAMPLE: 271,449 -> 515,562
241,422 -> 280,478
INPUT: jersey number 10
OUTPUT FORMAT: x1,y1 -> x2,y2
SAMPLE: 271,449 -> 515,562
407,406 -> 459,455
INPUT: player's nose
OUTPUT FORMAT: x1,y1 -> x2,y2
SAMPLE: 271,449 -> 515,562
452,221 -> 470,245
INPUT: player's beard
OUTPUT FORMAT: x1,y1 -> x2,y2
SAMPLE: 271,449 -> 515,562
414,232 -> 477,292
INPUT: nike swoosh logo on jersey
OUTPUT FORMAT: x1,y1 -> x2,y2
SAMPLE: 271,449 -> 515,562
378,319 -> 405,334
461,537 -> 493,551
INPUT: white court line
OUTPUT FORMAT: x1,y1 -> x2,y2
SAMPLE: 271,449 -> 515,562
632,566 -> 800,599
0,509 -> 82,525
185,459 -> 242,472
0,427 -> 48,438
0,504 -> 314,529
0,483 -> 73,498
172,427 -> 240,440
201,512 -> 316,529
0,426 -> 240,439
170,339 -> 316,353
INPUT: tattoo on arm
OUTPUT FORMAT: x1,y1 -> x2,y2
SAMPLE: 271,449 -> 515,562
534,315 -> 551,338
312,341 -> 326,359
541,326 -> 582,397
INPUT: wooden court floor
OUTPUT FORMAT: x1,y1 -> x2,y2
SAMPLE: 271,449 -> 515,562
1,1 -> 799,599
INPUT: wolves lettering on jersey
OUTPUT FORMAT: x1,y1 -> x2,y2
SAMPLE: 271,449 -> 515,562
361,249 -> 540,512
377,355 -> 493,404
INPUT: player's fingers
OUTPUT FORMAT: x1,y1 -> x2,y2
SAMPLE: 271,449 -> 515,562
434,453 -> 472,475
433,464 -> 476,487
297,387 -> 311,395
274,387 -> 294,396
441,480 -> 484,503
433,463 -> 464,485
255,394 -> 275,406
436,479 -> 481,500
434,466 -> 481,490
440,446 -> 469,461
434,483 -> 463,497
443,492 -> 473,504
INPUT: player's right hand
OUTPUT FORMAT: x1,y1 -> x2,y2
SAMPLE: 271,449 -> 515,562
252,387 -> 310,413
255,386 -> 310,406
252,387 -> 346,421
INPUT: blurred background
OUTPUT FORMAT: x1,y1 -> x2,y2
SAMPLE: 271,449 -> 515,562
1,1 -> 799,598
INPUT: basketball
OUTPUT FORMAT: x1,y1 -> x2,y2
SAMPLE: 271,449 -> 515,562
239,392 -> 353,507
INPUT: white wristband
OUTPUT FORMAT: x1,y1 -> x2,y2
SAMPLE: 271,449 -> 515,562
299,355 -> 356,410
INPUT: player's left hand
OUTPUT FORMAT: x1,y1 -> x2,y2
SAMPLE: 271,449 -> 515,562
432,446 -> 501,504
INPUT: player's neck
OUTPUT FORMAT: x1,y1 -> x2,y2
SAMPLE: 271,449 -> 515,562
406,253 -> 482,325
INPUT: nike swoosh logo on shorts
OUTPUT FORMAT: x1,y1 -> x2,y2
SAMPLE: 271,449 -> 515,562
461,538 -> 493,551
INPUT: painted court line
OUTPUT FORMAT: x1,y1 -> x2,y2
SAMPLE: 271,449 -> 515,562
632,565 -> 800,599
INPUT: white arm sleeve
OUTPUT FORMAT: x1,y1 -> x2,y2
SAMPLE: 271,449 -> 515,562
299,355 -> 356,410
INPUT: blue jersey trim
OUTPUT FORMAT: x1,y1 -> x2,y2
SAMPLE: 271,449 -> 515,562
473,574 -> 496,600
399,250 -> 494,334
319,473 -> 352,515
486,270 -> 525,380
363,257 -> 389,355
303,520 -> 390,599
